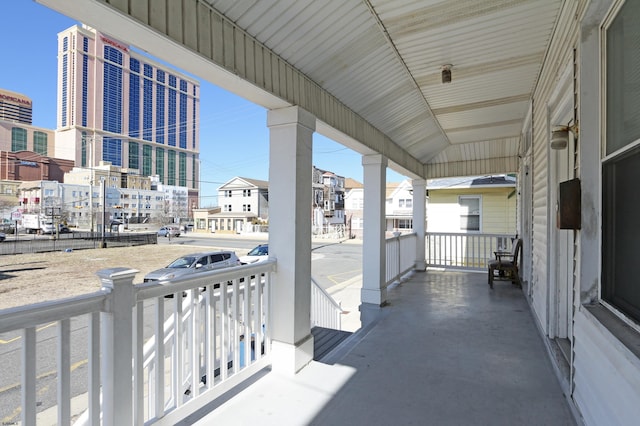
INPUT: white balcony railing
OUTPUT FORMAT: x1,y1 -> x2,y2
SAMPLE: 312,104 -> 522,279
0,261 -> 275,426
311,277 -> 343,329
1,235 -> 421,425
426,232 -> 515,270
385,232 -> 417,286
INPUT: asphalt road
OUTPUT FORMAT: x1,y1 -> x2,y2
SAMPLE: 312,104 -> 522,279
0,235 -> 362,423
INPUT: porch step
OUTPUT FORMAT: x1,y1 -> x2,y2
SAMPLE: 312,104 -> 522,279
312,326 -> 352,361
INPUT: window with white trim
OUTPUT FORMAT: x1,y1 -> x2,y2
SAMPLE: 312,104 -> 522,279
602,0 -> 640,324
398,198 -> 412,208
459,195 -> 480,232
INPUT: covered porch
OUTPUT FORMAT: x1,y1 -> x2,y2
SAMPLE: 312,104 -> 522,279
186,270 -> 575,425
11,0 -> 640,424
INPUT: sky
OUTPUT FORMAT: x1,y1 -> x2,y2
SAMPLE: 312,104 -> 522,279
1,1 -> 405,206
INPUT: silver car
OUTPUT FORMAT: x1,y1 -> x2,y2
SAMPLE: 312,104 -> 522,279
143,251 -> 240,282
157,226 -> 180,238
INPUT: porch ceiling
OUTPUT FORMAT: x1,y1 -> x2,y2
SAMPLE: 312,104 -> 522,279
205,0 -> 562,170
38,0 -> 563,176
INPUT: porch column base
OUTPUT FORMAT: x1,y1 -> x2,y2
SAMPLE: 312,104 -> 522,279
361,287 -> 387,306
359,302 -> 386,327
415,260 -> 427,271
270,334 -> 314,376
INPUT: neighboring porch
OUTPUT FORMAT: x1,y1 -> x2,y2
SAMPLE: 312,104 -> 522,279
185,270 -> 576,425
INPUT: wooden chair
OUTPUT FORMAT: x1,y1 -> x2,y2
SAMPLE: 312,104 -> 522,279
488,238 -> 522,289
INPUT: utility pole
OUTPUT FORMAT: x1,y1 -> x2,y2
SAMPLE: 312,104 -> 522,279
100,177 -> 107,248
88,135 -> 94,234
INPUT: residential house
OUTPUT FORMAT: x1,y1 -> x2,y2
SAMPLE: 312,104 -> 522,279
345,178 -> 423,239
312,166 -> 345,234
385,179 -> 414,235
343,177 -> 363,238
210,177 -> 269,233
427,175 -> 517,237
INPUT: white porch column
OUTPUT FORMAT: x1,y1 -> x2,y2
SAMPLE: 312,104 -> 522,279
361,154 -> 387,318
412,179 -> 427,271
267,106 -> 315,375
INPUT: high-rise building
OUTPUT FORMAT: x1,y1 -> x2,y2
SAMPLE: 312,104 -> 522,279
0,89 -> 33,124
55,25 -> 200,198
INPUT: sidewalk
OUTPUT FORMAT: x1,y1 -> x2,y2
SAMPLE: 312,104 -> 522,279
325,274 -> 363,332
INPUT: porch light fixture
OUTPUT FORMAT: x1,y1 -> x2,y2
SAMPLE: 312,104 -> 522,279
441,64 -> 453,84
550,124 -> 579,150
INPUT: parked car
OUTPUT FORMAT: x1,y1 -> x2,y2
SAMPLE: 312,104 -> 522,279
41,223 -> 71,234
239,244 -> 269,265
143,251 -> 241,282
157,226 -> 180,238
0,232 -> 5,242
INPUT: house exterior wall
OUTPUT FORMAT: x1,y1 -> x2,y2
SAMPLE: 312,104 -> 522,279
427,187 -> 516,235
522,1 -> 640,425
344,187 -> 364,239
528,0 -> 582,343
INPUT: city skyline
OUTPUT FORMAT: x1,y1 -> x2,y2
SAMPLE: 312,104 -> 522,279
0,1 -> 405,206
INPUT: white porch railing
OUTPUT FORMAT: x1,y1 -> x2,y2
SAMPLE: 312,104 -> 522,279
311,277 -> 343,329
425,232 -> 515,270
385,232 -> 417,286
0,261 -> 275,426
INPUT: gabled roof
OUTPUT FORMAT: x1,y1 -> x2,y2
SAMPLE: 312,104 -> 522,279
387,179 -> 413,199
427,175 -> 516,190
344,178 -> 363,189
218,176 -> 269,190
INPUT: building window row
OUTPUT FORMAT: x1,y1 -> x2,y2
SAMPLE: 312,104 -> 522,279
398,198 -> 412,208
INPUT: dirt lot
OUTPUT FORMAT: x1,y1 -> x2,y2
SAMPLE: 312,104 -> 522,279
0,243 -> 234,310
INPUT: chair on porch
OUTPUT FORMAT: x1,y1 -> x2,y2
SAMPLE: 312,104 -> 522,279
488,238 -> 522,289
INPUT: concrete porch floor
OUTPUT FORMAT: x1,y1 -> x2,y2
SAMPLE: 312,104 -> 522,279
186,270 -> 577,425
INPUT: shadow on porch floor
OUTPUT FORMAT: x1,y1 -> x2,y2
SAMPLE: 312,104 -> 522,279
187,270 -> 577,425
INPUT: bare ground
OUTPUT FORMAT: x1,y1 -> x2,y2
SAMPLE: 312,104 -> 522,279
0,243 -> 221,310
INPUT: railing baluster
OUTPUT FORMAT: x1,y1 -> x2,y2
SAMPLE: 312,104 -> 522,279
58,319 -> 71,425
22,327 -> 36,426
190,289 -> 200,398
174,292 -> 183,407
243,276 -> 252,368
232,279 -> 240,373
220,284 -> 229,381
88,312 -> 100,426
155,296 -> 165,418
255,276 -> 264,360
134,302 -> 144,425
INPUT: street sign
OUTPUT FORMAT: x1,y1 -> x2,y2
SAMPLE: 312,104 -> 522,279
11,211 -> 22,221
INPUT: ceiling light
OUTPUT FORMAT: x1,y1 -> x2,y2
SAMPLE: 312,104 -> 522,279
441,64 -> 453,84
